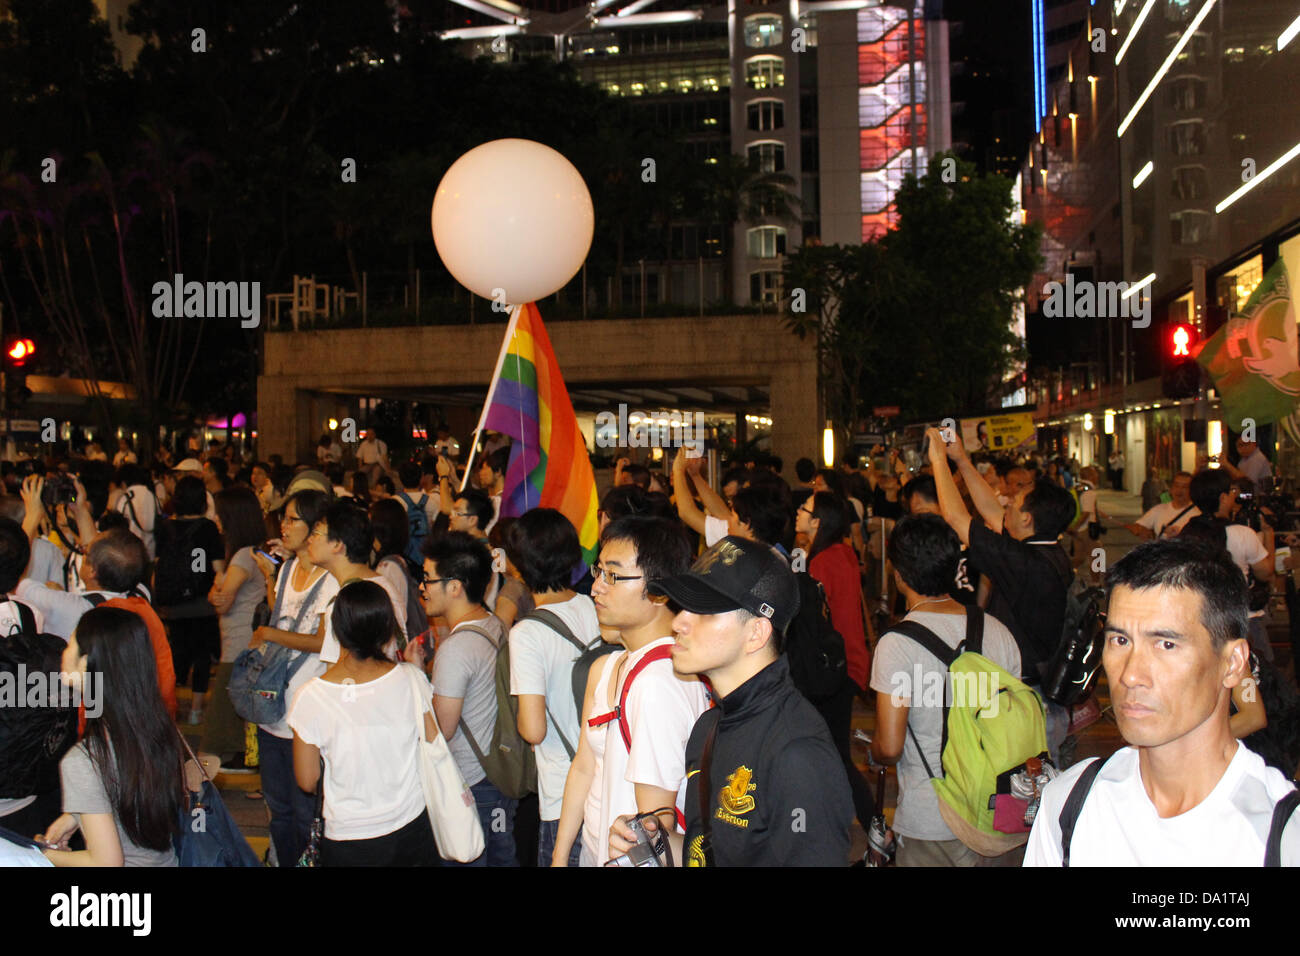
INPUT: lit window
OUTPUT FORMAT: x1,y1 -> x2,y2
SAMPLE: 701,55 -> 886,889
745,15 -> 783,49
745,55 -> 785,89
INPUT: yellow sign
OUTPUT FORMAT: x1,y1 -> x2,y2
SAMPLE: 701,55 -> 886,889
960,413 -> 1036,453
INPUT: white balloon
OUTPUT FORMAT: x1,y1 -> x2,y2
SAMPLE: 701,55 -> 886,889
431,139 -> 595,305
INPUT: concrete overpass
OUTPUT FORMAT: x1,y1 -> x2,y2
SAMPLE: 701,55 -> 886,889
257,313 -> 822,469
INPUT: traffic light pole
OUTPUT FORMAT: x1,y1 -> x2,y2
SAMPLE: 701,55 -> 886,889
0,301 -> 7,459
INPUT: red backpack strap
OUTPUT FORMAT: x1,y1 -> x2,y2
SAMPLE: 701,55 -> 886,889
614,645 -> 675,751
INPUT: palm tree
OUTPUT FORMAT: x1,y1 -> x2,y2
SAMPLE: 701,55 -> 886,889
696,153 -> 801,305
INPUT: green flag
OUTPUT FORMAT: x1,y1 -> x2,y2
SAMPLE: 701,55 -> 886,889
1195,259 -> 1299,427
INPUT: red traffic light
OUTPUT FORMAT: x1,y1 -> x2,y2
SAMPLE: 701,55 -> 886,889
6,339 -> 34,364
1170,324 -> 1194,357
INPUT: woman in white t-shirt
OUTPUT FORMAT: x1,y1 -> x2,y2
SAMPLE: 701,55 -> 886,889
289,580 -> 439,866
250,489 -> 339,866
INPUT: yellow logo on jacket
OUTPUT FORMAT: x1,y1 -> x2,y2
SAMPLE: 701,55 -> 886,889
715,765 -> 756,828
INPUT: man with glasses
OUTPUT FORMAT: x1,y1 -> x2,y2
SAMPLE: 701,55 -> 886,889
421,531 -> 518,866
551,517 -> 709,866
307,501 -> 411,665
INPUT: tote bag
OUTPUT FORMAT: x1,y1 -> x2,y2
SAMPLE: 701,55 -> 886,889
402,664 -> 484,863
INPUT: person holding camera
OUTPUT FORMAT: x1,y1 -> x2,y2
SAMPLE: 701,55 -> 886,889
1177,469 -> 1274,663
609,536 -> 853,867
552,517 -> 708,866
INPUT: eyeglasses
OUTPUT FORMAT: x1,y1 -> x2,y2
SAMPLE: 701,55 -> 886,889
592,564 -> 644,586
452,511 -> 471,519
798,506 -> 814,517
420,576 -> 453,590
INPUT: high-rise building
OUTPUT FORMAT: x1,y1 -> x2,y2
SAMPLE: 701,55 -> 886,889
1020,0 -> 1300,486
439,0 -> 951,304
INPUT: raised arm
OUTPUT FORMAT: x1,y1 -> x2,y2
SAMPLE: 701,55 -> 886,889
671,451 -> 707,535
926,427 -> 976,547
941,430 -> 1003,533
688,458 -> 731,520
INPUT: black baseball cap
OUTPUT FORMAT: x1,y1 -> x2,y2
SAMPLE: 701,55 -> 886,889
648,536 -> 800,635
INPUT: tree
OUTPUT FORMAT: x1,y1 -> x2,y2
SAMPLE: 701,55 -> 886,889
784,154 -> 1041,432
698,154 -> 801,305
784,242 -> 919,435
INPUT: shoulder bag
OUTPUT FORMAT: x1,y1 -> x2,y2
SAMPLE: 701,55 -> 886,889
402,663 -> 485,863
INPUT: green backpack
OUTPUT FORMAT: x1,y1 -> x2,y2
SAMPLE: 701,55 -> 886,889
889,608 -> 1048,852
455,621 -> 537,800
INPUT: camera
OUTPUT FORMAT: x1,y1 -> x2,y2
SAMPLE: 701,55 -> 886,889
41,475 -> 77,509
604,813 -> 671,868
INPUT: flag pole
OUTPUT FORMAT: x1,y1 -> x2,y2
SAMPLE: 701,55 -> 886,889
461,303 -> 524,493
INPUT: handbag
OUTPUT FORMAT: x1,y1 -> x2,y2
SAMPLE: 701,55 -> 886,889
174,734 -> 261,867
402,664 -> 484,863
298,761 -> 324,867
228,559 -> 329,724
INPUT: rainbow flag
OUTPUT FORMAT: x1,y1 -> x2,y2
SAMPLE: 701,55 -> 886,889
479,303 -> 599,564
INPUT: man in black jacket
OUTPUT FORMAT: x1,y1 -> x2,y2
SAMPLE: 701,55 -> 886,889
609,536 -> 853,866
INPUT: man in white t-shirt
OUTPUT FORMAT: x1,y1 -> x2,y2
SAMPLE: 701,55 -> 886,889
552,516 -> 709,867
422,532 -> 517,867
433,425 -> 461,462
1126,471 -> 1198,540
505,507 -> 602,867
307,502 -> 410,665
357,429 -> 389,481
1025,538 -> 1300,866
870,514 -> 1023,866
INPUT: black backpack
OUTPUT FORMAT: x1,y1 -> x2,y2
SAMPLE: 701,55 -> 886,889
518,607 -> 610,760
784,572 -> 848,704
153,518 -> 216,606
1043,574 -> 1106,706
0,601 -> 77,799
1241,654 -> 1300,778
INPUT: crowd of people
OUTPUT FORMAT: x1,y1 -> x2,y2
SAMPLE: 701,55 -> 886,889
1,422 -> 1299,868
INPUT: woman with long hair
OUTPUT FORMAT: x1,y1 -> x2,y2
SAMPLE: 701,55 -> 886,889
40,607 -> 185,866
288,580 -> 439,866
794,491 -> 876,831
204,485 -> 269,769
370,497 -> 422,641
